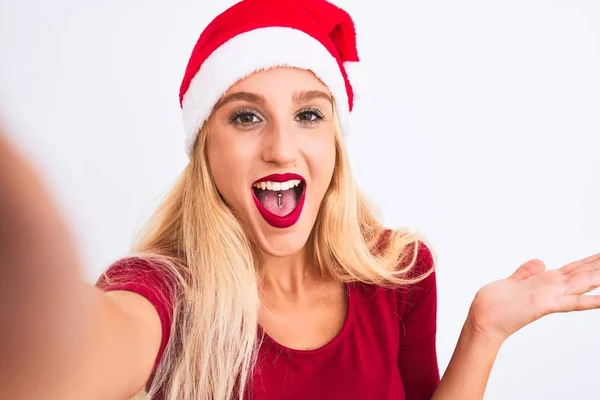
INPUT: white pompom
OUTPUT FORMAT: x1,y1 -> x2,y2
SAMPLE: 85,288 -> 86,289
343,61 -> 369,99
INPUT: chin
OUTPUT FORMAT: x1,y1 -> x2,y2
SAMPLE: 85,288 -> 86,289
250,217 -> 315,258
245,174 -> 320,258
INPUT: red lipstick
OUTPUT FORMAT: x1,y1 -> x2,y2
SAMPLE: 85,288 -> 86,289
252,173 -> 306,229
253,173 -> 305,184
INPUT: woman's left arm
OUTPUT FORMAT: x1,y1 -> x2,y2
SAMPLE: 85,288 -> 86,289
433,255 -> 600,400
430,313 -> 502,400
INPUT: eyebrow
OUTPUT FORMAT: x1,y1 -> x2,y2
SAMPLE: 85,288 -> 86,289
213,89 -> 333,112
214,91 -> 265,111
293,90 -> 332,105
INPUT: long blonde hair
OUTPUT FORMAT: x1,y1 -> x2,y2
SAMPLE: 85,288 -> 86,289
128,109 -> 435,400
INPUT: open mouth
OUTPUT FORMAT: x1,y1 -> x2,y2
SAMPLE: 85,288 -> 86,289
251,173 -> 306,228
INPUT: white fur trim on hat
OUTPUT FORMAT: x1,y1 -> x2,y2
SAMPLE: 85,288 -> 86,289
181,27 -> 350,156
343,61 -> 369,100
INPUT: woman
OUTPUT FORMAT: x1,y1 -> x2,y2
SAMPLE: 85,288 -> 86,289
0,0 -> 598,399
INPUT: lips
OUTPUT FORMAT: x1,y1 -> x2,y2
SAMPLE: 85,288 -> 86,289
251,173 -> 306,228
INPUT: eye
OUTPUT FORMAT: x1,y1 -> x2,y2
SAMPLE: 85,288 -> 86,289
235,113 -> 260,124
229,109 -> 263,129
297,112 -> 318,122
295,107 -> 325,126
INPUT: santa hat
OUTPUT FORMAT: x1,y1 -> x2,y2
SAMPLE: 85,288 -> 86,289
179,0 -> 368,156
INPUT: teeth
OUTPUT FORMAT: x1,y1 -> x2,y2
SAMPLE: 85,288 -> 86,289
253,179 -> 302,190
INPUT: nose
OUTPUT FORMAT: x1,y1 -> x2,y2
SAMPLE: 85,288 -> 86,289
260,121 -> 298,167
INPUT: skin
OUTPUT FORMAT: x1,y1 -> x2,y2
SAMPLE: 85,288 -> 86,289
0,68 -> 599,399
206,67 -> 336,258
205,68 -> 344,350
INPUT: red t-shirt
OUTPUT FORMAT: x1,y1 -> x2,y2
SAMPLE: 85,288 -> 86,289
96,242 -> 439,400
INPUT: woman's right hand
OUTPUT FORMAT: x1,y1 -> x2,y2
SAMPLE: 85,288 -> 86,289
0,128 -> 163,399
0,125 -> 87,397
0,128 -> 82,288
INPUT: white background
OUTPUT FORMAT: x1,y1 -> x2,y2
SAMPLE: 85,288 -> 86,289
1,0 -> 599,399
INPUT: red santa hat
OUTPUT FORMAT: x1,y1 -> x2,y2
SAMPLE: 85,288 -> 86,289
179,0 -> 368,156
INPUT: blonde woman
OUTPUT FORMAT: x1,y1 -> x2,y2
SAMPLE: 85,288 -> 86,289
1,1 -> 599,399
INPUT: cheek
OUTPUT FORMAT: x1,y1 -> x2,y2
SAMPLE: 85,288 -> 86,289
306,134 -> 336,194
207,136 -> 252,203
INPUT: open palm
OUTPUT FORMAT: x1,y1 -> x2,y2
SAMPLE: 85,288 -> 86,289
468,252 -> 600,342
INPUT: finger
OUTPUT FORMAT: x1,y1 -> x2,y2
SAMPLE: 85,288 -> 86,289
565,257 -> 600,278
565,268 -> 600,295
508,259 -> 546,281
560,252 -> 600,274
551,295 -> 600,313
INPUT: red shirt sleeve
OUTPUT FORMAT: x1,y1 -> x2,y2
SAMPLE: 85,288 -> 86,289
95,257 -> 175,372
397,242 -> 440,400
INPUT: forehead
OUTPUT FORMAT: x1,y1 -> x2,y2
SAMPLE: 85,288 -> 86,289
226,67 -> 330,97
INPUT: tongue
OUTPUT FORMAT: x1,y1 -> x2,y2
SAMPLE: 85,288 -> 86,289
257,189 -> 298,217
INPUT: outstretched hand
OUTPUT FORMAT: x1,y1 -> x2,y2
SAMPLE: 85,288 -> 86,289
0,128 -> 86,399
467,252 -> 600,343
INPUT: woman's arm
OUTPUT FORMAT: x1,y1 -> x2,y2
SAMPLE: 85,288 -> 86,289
0,130 -> 163,399
431,315 -> 503,400
433,255 -> 600,400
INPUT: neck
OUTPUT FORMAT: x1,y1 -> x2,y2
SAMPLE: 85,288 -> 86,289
259,247 -> 322,296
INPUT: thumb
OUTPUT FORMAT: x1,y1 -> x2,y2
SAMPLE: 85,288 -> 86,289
508,259 -> 546,281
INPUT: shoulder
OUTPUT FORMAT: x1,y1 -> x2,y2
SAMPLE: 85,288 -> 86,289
97,256 -> 154,281
357,229 -> 437,300
405,240 -> 436,281
96,256 -> 178,377
372,228 -> 437,310
396,239 -> 437,318
351,232 -> 438,337
97,256 -> 175,281
374,228 -> 436,280
96,256 -> 177,310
